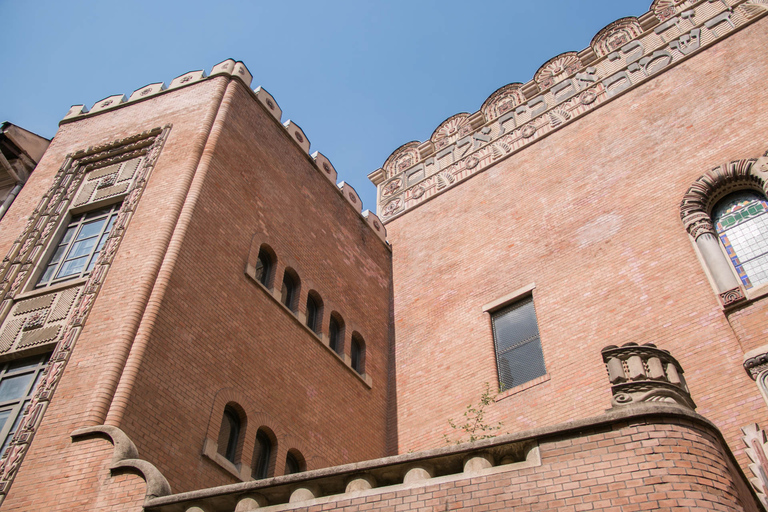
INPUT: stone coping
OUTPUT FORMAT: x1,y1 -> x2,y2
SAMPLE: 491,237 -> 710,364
144,403 -> 760,511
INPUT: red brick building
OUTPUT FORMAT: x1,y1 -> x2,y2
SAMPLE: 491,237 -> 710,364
0,0 -> 767,510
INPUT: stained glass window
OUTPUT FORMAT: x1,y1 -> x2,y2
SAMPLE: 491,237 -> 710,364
491,296 -> 546,391
713,191 -> 768,289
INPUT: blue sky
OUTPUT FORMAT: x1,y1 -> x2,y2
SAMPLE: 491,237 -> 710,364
1,0 -> 651,212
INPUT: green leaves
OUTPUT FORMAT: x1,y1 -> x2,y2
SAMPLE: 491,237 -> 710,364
444,383 -> 504,445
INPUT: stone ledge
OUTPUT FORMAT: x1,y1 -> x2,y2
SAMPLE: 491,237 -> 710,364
145,403 -> 759,512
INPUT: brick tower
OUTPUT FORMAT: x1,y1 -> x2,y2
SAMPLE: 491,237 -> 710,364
1,0 -> 768,510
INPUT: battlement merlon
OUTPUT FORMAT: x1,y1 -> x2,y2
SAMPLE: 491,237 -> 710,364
58,59 -> 388,246
369,0 -> 768,223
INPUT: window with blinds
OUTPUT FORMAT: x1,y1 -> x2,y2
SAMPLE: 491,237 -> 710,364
491,296 -> 546,391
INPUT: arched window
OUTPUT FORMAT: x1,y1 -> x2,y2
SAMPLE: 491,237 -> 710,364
350,333 -> 365,374
306,291 -> 322,334
285,450 -> 305,475
281,268 -> 300,312
713,190 -> 768,289
217,406 -> 242,464
328,313 -> 344,355
252,428 -> 275,480
254,246 -> 275,288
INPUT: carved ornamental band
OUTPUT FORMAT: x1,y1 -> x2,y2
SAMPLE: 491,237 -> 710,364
371,0 -> 768,222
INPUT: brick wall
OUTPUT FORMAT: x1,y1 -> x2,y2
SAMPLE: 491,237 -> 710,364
385,15 -> 768,473
0,74 -> 392,508
145,406 -> 762,512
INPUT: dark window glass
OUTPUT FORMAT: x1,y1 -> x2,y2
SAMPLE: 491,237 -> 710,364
306,295 -> 319,333
252,430 -> 273,480
351,337 -> 364,374
254,250 -> 272,287
37,203 -> 120,287
285,452 -> 302,475
491,296 -> 546,391
217,407 -> 241,463
329,316 -> 342,354
0,353 -> 49,457
281,273 -> 296,311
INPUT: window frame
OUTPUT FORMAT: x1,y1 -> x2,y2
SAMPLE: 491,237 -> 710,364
0,353 -> 50,457
483,285 -> 547,392
35,202 -> 121,288
218,406 -> 243,464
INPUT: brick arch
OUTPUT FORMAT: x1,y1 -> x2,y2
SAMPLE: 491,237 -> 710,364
280,433 -> 313,473
680,157 -> 765,240
205,388 -> 252,441
249,411 -> 282,478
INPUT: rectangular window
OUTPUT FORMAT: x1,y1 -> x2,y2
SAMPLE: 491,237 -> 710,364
37,203 -> 120,287
491,296 -> 546,391
0,353 -> 50,456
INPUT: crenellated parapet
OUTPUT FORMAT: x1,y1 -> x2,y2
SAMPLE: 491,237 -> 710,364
59,59 -> 388,245
369,0 -> 768,222
601,342 -> 696,410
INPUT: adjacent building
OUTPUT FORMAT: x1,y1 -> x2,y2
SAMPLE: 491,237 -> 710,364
0,0 -> 767,510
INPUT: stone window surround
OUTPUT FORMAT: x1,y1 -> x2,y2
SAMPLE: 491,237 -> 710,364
245,267 -> 373,388
680,153 -> 768,309
482,283 -> 550,399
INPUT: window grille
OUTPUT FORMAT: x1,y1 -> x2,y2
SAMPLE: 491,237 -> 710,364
37,203 -> 120,287
491,296 -> 546,391
0,353 -> 50,456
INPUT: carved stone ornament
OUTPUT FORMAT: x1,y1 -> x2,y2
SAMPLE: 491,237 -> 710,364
534,52 -> 582,90
742,424 -> 768,507
590,18 -> 644,58
21,309 -> 47,331
521,124 -> 537,139
430,114 -> 471,145
382,198 -> 403,217
383,142 -> 420,178
680,157 -> 764,240
579,89 -> 598,105
720,286 -> 746,307
740,0 -> 768,19
412,186 -> 425,199
601,342 -> 696,410
744,353 -> 768,380
481,83 -> 525,122
381,178 -> 402,197
650,0 -> 680,21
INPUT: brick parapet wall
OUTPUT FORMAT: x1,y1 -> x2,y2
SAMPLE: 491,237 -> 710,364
145,404 -> 763,512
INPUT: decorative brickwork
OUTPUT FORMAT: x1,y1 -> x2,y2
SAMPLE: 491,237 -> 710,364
371,0 -> 768,222
0,127 -> 170,499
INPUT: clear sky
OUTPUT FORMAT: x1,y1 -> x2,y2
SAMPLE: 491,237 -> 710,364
1,0 -> 651,212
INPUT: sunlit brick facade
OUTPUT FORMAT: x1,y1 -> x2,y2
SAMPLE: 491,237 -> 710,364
1,0 -> 768,510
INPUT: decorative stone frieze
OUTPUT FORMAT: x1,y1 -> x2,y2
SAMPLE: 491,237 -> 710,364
371,0 -> 768,222
601,342 -> 696,410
